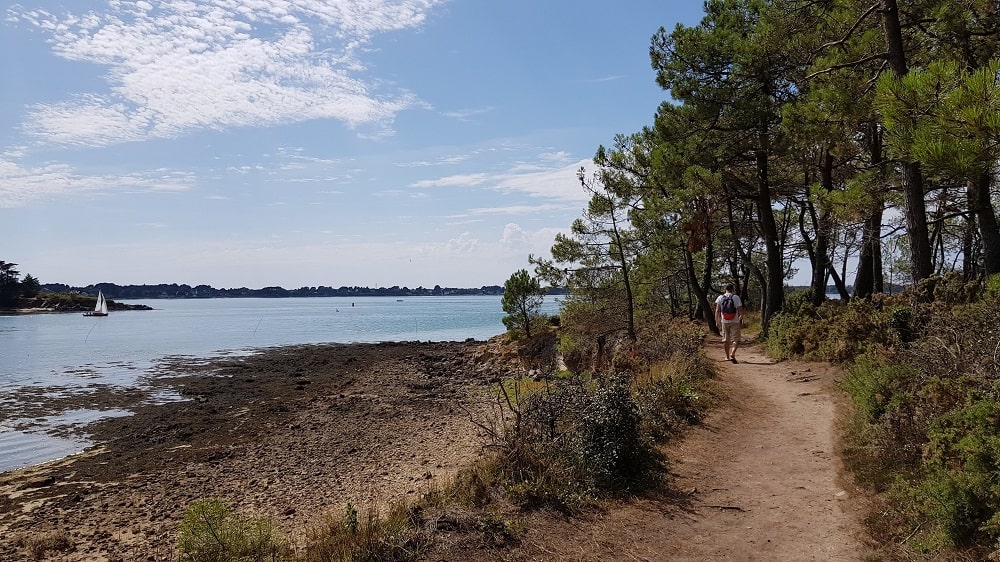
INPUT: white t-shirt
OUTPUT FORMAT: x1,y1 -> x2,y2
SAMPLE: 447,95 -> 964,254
715,292 -> 742,324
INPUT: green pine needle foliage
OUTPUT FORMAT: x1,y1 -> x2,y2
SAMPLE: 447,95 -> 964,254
178,499 -> 291,562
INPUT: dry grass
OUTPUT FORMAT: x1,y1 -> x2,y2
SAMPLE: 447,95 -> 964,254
14,530 -> 73,560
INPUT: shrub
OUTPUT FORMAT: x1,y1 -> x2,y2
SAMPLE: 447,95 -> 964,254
304,501 -> 428,562
837,280 -> 1000,558
767,296 -> 900,364
178,499 -> 291,562
481,374 -> 664,510
468,319 -> 714,513
765,310 -> 809,360
920,396 -> 1000,546
14,531 -> 72,560
557,332 -> 592,374
634,352 -> 714,441
841,351 -> 916,424
579,375 -> 661,493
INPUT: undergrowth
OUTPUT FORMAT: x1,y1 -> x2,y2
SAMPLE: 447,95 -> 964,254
768,273 -> 1000,560
175,317 -> 716,561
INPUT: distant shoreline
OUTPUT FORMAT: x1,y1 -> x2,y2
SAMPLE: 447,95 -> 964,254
37,282 -> 568,301
40,282 -> 506,300
1,292 -> 566,315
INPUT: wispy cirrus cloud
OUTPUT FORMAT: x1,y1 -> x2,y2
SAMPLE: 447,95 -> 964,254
582,75 -> 624,83
395,153 -> 471,168
409,156 -> 591,202
468,203 -> 577,216
491,159 -> 590,200
10,0 -> 444,147
441,107 -> 494,120
410,173 -> 490,189
0,155 -> 194,208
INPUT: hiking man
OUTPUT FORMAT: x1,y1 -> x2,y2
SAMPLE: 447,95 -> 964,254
715,284 -> 745,363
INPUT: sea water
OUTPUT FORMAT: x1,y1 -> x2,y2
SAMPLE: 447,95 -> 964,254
0,295 -> 559,472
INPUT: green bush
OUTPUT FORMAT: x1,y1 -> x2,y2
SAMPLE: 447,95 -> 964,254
836,279 -> 1000,558
634,352 -> 712,441
841,351 -> 916,424
764,310 -> 808,360
178,499 -> 290,562
474,321 -> 713,512
887,305 -> 913,343
767,296 -> 900,364
985,273 -> 1000,299
920,396 -> 1000,545
579,375 -> 660,493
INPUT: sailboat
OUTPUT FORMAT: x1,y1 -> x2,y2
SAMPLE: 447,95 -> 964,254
84,290 -> 109,317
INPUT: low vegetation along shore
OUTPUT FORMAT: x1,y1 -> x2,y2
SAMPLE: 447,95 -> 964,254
5,292 -> 152,313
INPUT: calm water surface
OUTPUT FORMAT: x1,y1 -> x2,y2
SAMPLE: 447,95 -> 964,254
0,296 -> 556,472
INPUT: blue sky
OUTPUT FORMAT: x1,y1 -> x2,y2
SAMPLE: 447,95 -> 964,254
2,1 -> 703,289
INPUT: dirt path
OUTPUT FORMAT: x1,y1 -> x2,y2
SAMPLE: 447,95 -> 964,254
512,338 -> 868,561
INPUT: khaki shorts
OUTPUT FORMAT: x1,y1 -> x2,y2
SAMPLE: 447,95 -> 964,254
722,321 -> 742,344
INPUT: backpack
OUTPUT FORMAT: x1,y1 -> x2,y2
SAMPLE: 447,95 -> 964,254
720,295 -> 737,320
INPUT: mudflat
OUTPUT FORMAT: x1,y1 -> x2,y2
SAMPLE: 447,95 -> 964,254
0,340 -> 508,560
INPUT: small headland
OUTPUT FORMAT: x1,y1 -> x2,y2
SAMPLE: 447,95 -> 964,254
2,294 -> 152,314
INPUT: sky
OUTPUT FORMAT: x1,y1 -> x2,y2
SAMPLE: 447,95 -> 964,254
2,1 -> 705,290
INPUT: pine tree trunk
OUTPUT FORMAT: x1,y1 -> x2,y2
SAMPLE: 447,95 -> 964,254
881,0 -> 933,283
685,245 -> 718,335
973,170 -> 1000,275
756,127 -> 784,334
810,151 -> 834,305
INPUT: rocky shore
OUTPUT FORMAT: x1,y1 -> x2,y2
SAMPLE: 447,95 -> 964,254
0,339 -> 517,561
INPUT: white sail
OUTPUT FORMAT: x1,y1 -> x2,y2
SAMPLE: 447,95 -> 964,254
83,290 -> 109,316
96,291 -> 108,315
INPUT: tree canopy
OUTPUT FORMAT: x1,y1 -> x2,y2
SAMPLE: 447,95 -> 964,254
501,269 -> 546,338
527,0 -> 1000,339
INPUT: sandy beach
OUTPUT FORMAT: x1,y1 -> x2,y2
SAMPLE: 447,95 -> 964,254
0,339 -> 511,560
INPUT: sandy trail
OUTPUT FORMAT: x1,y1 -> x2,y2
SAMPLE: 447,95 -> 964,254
513,338 -> 867,561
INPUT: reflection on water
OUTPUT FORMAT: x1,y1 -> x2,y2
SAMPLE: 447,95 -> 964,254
0,429 -> 90,472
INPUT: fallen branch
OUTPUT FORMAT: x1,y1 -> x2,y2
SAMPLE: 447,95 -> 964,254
701,504 -> 747,512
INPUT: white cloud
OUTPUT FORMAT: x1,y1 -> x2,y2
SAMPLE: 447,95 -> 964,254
447,232 -> 479,253
396,154 -> 471,168
0,156 -> 194,208
469,203 -> 577,216
410,173 -> 489,189
500,222 -> 528,249
537,151 -> 574,164
582,75 -> 624,83
441,107 -> 494,120
12,0 -> 444,147
491,159 -> 590,201
498,223 -> 568,257
408,158 -> 590,201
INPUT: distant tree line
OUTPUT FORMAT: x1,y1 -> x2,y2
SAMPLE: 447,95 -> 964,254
37,282 -> 518,300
